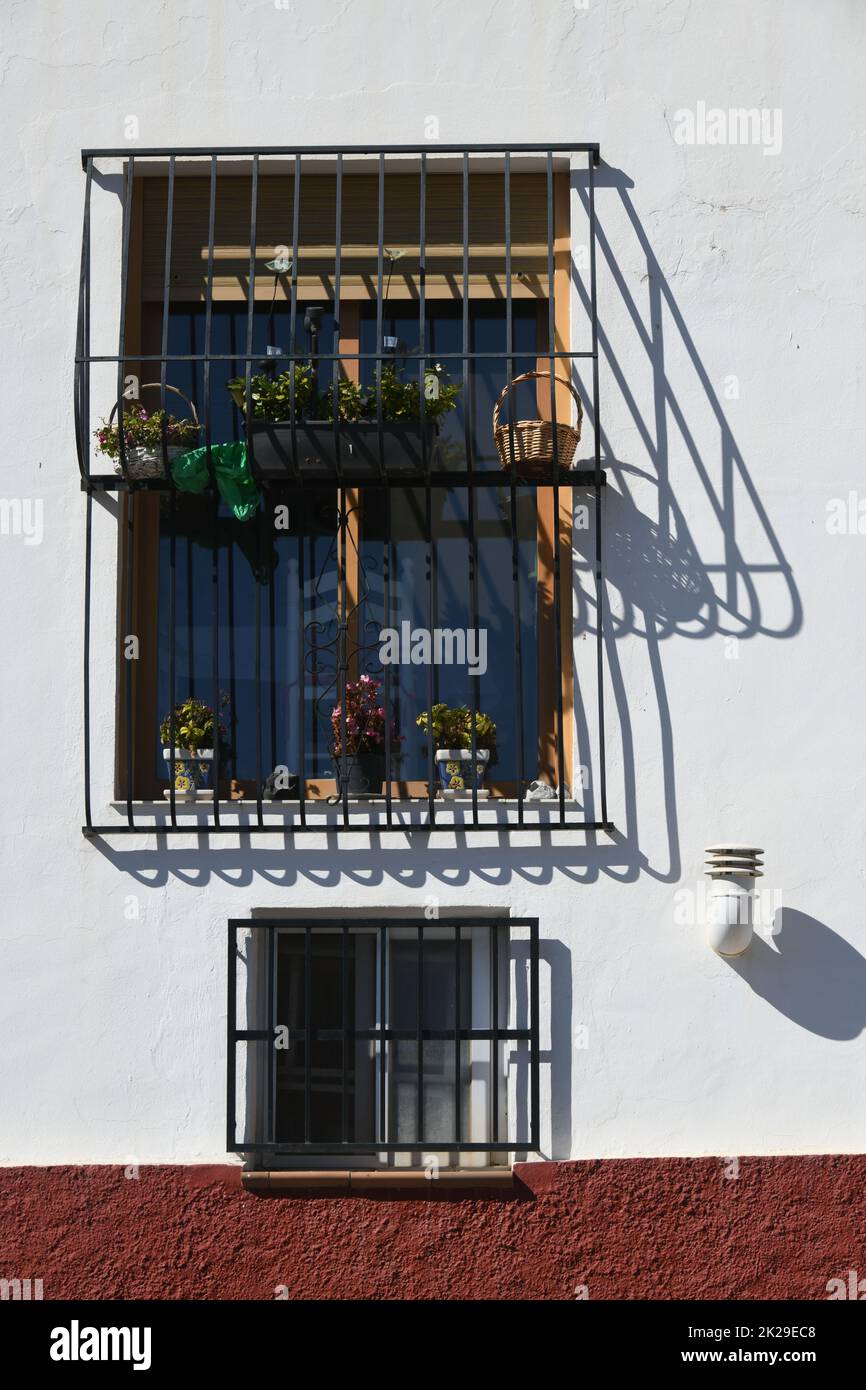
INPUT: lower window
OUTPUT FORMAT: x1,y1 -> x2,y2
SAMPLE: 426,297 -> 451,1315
228,917 -> 540,1162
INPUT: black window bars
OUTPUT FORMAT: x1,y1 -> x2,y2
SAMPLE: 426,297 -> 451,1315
227,917 -> 540,1157
75,143 -> 610,836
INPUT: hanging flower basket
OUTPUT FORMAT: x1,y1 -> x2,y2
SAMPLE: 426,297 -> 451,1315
493,369 -> 583,477
97,384 -> 201,481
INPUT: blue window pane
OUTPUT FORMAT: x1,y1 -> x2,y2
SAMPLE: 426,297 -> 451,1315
155,301 -> 543,792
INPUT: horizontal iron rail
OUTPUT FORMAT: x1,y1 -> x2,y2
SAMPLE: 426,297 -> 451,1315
82,469 -> 606,492
77,351 -> 597,363
84,820 -> 615,836
235,1142 -> 525,1154
237,1028 -> 533,1042
230,916 -> 537,929
83,142 -> 600,167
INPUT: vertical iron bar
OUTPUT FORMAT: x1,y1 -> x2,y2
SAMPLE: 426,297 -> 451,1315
243,156 -> 260,824
375,154 -> 386,479
254,496 -> 264,826
289,154 -> 301,475
205,156 -> 221,829
339,501 -> 349,827
379,925 -> 387,1146
226,923 -> 236,1152
418,153 -> 428,476
160,156 -> 178,825
115,155 -> 134,483
212,490 -> 222,829
332,153 -> 344,485
124,490 -> 135,827
168,488 -> 177,826
74,158 -> 93,483
118,156 -> 135,825
304,926 -> 312,1144
83,491 -> 93,831
296,488 -> 307,825
547,153 -> 566,825
383,487 -> 393,826
529,920 -> 540,1151
341,923 -> 349,1145
505,152 -> 525,825
454,923 -> 461,1146
491,922 -> 500,1144
267,926 -> 275,1147
243,157 -> 259,504
463,155 -> 479,822
588,154 -> 608,825
268,532 -> 277,774
416,923 -> 423,1147
420,154 -> 435,824
158,154 -> 176,470
424,482 -> 435,825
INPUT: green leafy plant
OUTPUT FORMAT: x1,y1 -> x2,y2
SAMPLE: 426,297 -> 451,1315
226,363 -> 317,421
159,694 -> 230,754
95,405 -> 201,460
416,703 -> 497,758
227,364 -> 459,423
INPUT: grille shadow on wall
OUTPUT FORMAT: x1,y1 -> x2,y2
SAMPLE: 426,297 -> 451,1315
75,143 -> 610,838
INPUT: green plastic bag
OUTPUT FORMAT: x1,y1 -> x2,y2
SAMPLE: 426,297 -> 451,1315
171,441 -> 261,522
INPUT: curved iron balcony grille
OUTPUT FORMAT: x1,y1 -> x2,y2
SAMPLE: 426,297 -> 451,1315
76,144 -> 609,837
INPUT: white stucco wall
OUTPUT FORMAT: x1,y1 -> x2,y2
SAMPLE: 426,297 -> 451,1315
1,0 -> 864,1164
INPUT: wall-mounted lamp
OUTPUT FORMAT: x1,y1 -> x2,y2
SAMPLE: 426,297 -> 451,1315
704,844 -> 763,956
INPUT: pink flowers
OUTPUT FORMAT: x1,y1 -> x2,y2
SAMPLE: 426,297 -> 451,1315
331,676 -> 402,756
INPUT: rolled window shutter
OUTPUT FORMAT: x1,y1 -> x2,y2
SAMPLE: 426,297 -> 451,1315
141,172 -> 552,301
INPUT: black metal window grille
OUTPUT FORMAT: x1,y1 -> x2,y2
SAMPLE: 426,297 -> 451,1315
76,143 -> 609,836
227,917 -> 540,1157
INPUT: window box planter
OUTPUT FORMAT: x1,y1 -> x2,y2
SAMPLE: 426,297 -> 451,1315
248,419 -> 441,481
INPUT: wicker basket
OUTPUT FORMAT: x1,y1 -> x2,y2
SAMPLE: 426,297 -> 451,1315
493,370 -> 583,476
109,383 -> 200,480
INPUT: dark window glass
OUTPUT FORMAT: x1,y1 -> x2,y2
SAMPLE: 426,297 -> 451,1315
154,302 -> 542,789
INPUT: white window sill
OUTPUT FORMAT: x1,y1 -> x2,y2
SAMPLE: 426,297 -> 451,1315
105,797 -> 595,830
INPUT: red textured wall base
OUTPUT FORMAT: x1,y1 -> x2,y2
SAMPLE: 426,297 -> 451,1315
1,1157 -> 864,1300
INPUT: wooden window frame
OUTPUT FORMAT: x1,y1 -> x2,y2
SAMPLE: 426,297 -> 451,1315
119,173 -> 574,803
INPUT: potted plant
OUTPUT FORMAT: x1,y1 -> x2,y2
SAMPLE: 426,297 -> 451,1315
95,384 -> 201,480
330,675 -> 401,798
159,695 -> 228,801
227,364 -> 460,480
416,703 -> 497,798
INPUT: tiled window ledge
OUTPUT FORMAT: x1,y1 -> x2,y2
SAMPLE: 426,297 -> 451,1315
242,1168 -> 516,1194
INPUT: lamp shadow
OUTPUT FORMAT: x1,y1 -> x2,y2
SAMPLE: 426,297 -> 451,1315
726,909 -> 866,1041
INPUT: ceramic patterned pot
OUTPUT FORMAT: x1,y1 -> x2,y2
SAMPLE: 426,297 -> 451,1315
163,747 -> 214,800
435,748 -> 490,797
